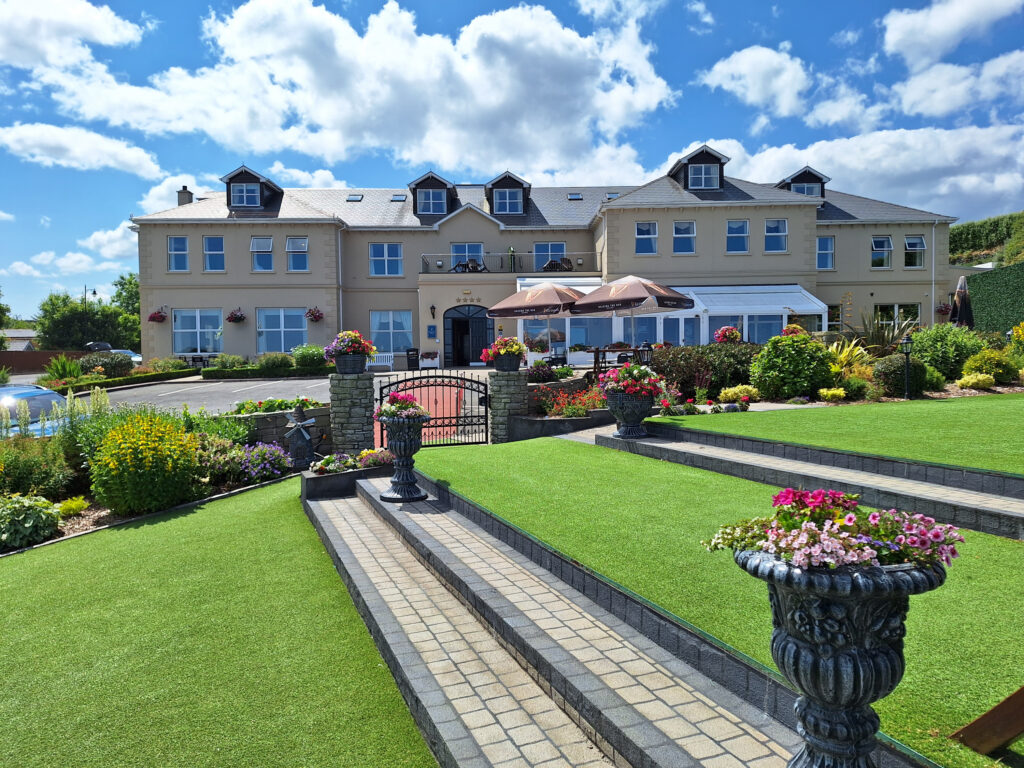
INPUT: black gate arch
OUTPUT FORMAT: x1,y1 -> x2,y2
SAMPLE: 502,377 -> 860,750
377,372 -> 488,447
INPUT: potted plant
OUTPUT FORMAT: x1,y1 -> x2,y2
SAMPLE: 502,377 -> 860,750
481,336 -> 526,371
598,362 -> 663,439
305,306 -> 324,322
147,309 -> 167,323
705,489 -> 963,768
935,302 -> 952,316
226,308 -> 246,323
420,350 -> 440,369
324,330 -> 376,374
713,325 -> 741,343
374,392 -> 431,502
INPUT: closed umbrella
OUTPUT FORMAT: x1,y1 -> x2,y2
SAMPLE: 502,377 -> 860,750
486,281 -> 585,354
569,275 -> 694,345
949,275 -> 974,328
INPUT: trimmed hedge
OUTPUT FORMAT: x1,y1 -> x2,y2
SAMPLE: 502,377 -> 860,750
949,211 -> 1024,254
651,343 -> 759,398
968,260 -> 1024,332
873,354 -> 927,398
201,365 -> 333,380
45,369 -> 195,394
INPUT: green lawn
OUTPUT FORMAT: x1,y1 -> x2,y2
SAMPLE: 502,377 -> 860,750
0,479 -> 435,768
417,439 -> 1023,768
650,393 -> 1024,476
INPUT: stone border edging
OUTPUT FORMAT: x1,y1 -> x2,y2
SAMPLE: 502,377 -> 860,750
646,421 -> 1024,499
409,470 -> 943,768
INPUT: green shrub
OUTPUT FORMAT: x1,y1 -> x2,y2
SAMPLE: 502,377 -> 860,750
956,372 -> 995,390
180,405 -> 249,443
718,385 -> 761,403
231,396 -> 324,415
527,361 -> 555,383
552,365 -> 574,380
967,260 -> 1024,332
950,210 -> 1024,254
148,356 -> 190,372
749,335 -> 833,400
866,383 -> 885,401
0,438 -> 74,498
923,365 -> 947,392
256,352 -> 293,371
44,354 -> 82,381
961,348 -> 1018,384
0,365 -> 9,385
841,376 -> 869,400
79,351 -> 134,378
909,324 -> 985,380
58,496 -> 90,517
196,434 -> 247,487
872,355 -> 927,398
818,387 -> 846,403
211,353 -> 246,369
652,343 -> 759,398
292,344 -> 326,368
0,494 -> 60,551
90,413 -> 199,515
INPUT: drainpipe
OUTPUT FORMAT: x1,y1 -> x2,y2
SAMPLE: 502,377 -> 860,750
930,220 -> 937,326
337,228 -> 344,331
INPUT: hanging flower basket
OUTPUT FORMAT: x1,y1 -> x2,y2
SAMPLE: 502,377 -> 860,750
147,310 -> 167,323
935,303 -> 952,315
226,308 -> 246,323
305,306 -> 324,322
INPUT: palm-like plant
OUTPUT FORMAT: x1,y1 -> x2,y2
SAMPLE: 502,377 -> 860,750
827,339 -> 872,381
844,313 -> 918,356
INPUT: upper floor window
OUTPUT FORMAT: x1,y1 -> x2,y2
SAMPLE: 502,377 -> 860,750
417,188 -> 446,214
534,242 -> 566,271
635,222 -> 657,254
672,221 -> 696,254
493,188 -> 523,214
871,236 -> 893,269
816,236 -> 834,270
765,219 -> 788,252
451,243 -> 483,269
230,183 -> 259,207
726,220 -> 748,253
203,236 -> 224,272
286,237 -> 309,271
791,183 -> 821,196
251,236 -> 273,272
904,235 -> 926,269
689,164 -> 719,189
370,243 -> 403,276
168,236 -> 188,272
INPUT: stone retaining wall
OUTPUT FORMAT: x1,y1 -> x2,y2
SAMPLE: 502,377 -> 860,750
219,406 -> 332,452
526,376 -> 589,414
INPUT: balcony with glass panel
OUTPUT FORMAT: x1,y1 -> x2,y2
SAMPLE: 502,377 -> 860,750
419,250 -> 597,274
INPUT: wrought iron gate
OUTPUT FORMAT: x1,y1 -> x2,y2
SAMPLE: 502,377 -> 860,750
377,372 -> 489,447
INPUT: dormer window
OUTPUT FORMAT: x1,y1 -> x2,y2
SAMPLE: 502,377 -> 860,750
417,188 -> 446,214
231,183 -> 260,207
689,164 -> 719,189
791,183 -> 821,196
493,188 -> 522,214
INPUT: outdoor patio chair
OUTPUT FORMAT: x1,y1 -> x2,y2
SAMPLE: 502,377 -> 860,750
543,346 -> 568,367
559,257 -> 574,271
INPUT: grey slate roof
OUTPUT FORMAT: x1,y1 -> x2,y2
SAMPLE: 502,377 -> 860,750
815,188 -> 956,223
601,175 -> 820,209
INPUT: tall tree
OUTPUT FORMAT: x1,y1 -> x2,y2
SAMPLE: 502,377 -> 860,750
0,287 -> 9,350
112,272 -> 140,317
35,292 -> 132,350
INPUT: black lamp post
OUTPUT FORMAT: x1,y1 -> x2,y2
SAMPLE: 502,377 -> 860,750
899,334 -> 913,399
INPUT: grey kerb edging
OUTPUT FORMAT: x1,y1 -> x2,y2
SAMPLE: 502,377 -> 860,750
403,472 -> 936,768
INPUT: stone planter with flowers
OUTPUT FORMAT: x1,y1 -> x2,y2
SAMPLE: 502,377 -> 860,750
324,330 -> 376,374
375,392 -> 431,502
481,336 -> 527,371
598,361 -> 663,439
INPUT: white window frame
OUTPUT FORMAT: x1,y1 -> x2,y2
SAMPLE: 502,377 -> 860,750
726,220 -> 749,254
534,242 -> 566,271
250,236 -> 274,272
286,236 -> 309,272
871,236 -> 893,269
635,222 -> 657,254
672,221 -> 696,254
168,236 -> 189,272
256,308 -> 307,354
417,188 -> 446,215
791,183 -> 821,196
370,310 -> 414,355
827,305 -> 842,331
904,235 -> 926,269
172,308 -> 222,355
369,243 -> 403,276
203,236 -> 224,272
688,164 -> 719,189
765,219 -> 788,253
493,188 -> 523,214
450,243 -> 483,269
875,303 -> 920,326
816,236 -> 835,270
230,183 -> 260,207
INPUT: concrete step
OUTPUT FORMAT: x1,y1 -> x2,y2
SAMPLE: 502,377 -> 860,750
355,477 -> 801,768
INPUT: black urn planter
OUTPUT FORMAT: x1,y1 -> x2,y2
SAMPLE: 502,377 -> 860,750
605,391 -> 653,439
378,415 -> 431,502
493,354 -> 521,372
334,354 -> 367,374
735,550 -> 946,768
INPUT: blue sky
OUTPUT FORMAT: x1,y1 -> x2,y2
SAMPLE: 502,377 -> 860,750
1,0 -> 1023,318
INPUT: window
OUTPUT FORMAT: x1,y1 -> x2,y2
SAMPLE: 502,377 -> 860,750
370,243 -> 403,276
635,222 -> 657,254
569,317 -> 612,349
709,315 -> 742,340
172,309 -> 222,355
451,243 -> 483,269
726,220 -> 749,253
417,188 -> 446,214
827,305 -> 841,331
623,317 -> 657,347
286,237 -> 309,271
875,304 -> 920,325
250,236 -> 273,271
257,308 -> 307,353
534,242 -> 566,271
391,193 -> 406,202
816,236 -> 835,270
765,219 -> 788,252
606,192 -> 619,200
672,221 -> 696,254
689,164 -> 719,189
566,192 -> 583,201
168,237 -> 189,272
203,236 -> 224,272
748,314 -> 784,344
370,310 -> 413,354
346,193 -> 363,202
791,183 -> 821,196
790,314 -> 823,333
662,317 -> 698,346
871,236 -> 893,269
525,318 -> 565,349
904,235 -> 926,268
493,188 -> 523,214
230,183 -> 259,207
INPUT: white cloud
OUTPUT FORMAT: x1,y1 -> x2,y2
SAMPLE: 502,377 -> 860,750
52,251 -> 127,275
806,83 -> 887,132
30,251 -> 55,265
0,123 -> 162,178
697,44 -> 811,118
2,261 -> 44,278
686,1 -> 714,34
882,0 -> 1024,71
267,161 -> 348,188
39,216 -> 51,228
845,54 -> 880,77
78,220 -> 138,260
27,0 -> 674,179
893,50 -> 1024,117
749,114 -> 772,136
136,173 -> 204,214
831,28 -> 860,47
0,209 -> 13,222
576,0 -> 666,21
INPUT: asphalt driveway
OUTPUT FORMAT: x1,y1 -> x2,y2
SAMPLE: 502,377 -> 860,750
86,376 -> 334,414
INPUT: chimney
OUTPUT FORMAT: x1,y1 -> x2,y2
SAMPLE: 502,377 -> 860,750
177,185 -> 193,206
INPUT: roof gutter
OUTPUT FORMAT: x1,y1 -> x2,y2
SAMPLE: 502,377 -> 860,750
931,219 -> 938,326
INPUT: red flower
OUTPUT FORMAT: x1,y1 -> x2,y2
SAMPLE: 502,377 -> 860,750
660,399 -> 670,408
686,398 -> 694,404
741,396 -> 750,402
706,399 -> 714,405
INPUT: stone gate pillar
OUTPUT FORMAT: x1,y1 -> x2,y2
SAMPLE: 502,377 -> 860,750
488,370 -> 528,444
329,372 -> 375,454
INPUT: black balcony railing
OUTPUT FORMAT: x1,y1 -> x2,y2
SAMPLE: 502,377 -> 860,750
420,251 -> 598,274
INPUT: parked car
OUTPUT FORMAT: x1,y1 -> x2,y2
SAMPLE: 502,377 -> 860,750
110,349 -> 144,365
0,385 -> 67,437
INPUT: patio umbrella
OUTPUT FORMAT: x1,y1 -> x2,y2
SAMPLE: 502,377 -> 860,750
486,281 -> 585,352
569,275 -> 694,345
949,275 -> 974,328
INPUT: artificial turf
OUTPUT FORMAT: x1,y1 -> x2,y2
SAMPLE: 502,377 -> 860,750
416,439 -> 1024,768
650,392 -> 1024,476
0,479 -> 436,768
